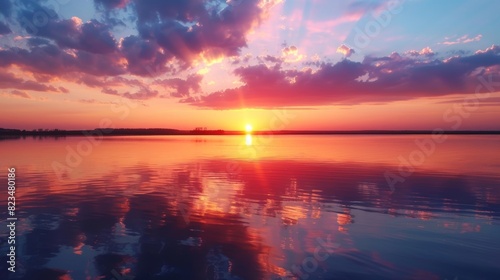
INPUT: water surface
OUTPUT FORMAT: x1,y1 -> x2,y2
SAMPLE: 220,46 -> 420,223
1,135 -> 500,280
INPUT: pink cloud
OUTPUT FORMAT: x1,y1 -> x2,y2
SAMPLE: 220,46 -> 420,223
188,45 -> 500,109
10,90 -> 31,99
306,13 -> 362,34
440,34 -> 482,45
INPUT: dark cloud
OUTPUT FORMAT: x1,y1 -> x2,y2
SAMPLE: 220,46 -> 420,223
123,87 -> 158,100
99,74 -> 202,100
155,74 -> 203,97
189,45 -> 500,109
0,43 -> 126,76
17,8 -> 118,54
0,71 -> 60,92
120,35 -> 174,76
26,37 -> 52,47
2,0 -> 496,110
58,86 -> 69,93
102,87 -> 120,95
0,21 -> 11,34
0,0 -> 272,87
79,20 -> 118,54
261,55 -> 282,64
231,53 -> 252,65
132,0 -> 266,63
101,77 -> 159,100
76,74 -> 108,88
10,90 -> 31,99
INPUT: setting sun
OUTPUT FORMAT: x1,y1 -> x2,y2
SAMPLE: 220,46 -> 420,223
245,124 -> 253,133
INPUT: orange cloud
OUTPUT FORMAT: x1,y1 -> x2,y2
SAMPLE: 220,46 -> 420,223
336,44 -> 355,57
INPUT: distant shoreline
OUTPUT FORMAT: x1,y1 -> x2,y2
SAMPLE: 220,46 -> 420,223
1,128 -> 500,139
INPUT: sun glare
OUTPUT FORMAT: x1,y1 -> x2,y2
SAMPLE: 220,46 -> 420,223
245,134 -> 252,146
245,124 -> 253,133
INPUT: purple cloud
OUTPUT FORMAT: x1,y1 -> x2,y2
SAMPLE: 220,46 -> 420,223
188,45 -> 500,109
0,21 -> 11,35
0,71 -> 60,92
0,43 -> 126,76
10,90 -> 31,99
0,0 -> 275,82
155,74 -> 203,98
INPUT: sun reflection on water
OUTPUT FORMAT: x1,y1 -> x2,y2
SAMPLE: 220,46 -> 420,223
246,134 -> 253,146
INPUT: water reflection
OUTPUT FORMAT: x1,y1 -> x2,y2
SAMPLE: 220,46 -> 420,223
1,136 -> 500,280
246,134 -> 253,146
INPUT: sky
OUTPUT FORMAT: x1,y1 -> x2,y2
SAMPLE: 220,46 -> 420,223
0,0 -> 499,131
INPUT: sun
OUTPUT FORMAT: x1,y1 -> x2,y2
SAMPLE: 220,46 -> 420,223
245,124 -> 253,133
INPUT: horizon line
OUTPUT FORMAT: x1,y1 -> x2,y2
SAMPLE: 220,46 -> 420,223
1,127 -> 500,136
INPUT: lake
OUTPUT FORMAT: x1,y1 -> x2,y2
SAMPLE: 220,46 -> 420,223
1,135 -> 500,280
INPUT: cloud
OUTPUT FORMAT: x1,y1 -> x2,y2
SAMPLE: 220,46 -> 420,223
26,37 -> 52,47
0,0 -> 279,85
0,0 -> 495,110
260,55 -> 282,64
188,45 -> 500,109
122,87 -> 159,100
0,21 -> 11,35
474,44 -> 500,55
282,45 -> 298,56
0,43 -> 127,77
337,44 -> 355,57
281,45 -> 304,62
94,0 -> 130,10
120,35 -> 174,76
0,71 -> 60,92
154,74 -> 203,98
128,0 -> 275,64
440,34 -> 482,45
99,73 -> 203,100
16,8 -> 118,55
59,86 -> 70,93
10,90 -> 31,99
405,47 -> 435,57
101,76 -> 159,100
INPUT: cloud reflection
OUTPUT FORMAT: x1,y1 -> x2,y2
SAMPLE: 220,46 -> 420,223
4,155 -> 500,279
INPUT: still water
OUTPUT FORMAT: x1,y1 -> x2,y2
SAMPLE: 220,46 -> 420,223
1,135 -> 500,280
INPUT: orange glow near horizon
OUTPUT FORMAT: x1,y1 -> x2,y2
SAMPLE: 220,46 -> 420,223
1,93 -> 500,130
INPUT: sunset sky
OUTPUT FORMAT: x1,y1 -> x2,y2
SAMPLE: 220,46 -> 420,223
1,0 -> 499,130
